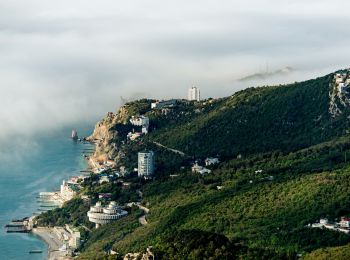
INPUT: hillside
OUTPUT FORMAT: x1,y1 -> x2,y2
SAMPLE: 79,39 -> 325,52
150,73 -> 350,158
37,69 -> 350,259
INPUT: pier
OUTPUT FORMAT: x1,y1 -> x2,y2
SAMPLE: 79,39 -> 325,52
5,217 -> 34,233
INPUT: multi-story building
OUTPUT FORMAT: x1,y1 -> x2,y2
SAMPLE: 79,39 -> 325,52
65,225 -> 81,249
130,115 -> 149,127
130,115 -> 150,134
138,151 -> 155,178
87,201 -> 128,228
60,180 -> 78,202
188,86 -> 200,101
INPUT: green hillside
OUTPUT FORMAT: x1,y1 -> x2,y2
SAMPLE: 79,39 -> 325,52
37,70 -> 350,259
150,73 -> 350,158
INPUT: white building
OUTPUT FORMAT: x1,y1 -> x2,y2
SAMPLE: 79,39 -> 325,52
340,217 -> 350,228
311,218 -> 350,234
87,201 -> 128,228
138,151 -> 155,178
130,116 -> 149,134
191,163 -> 211,174
127,132 -> 142,141
60,180 -> 77,202
52,225 -> 81,250
205,157 -> 220,166
188,86 -> 200,101
151,99 -> 177,109
65,225 -> 81,249
130,115 -> 149,127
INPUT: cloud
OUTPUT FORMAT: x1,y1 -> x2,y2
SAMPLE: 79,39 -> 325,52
0,0 -> 349,141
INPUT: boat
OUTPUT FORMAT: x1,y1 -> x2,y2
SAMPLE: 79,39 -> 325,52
29,250 -> 43,254
71,129 -> 78,140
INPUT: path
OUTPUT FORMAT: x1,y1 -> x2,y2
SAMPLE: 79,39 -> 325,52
138,215 -> 148,225
152,141 -> 185,156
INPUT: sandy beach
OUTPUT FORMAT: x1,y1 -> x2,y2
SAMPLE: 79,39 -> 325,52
32,227 -> 71,260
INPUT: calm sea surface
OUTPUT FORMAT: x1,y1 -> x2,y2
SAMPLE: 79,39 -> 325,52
0,126 -> 93,260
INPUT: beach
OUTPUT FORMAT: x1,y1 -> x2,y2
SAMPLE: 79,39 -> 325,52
32,227 -> 71,260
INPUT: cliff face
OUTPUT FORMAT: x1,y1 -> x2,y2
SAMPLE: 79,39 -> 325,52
87,106 -> 130,165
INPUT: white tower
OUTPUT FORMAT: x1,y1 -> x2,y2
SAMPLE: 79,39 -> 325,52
138,151 -> 155,178
188,86 -> 200,101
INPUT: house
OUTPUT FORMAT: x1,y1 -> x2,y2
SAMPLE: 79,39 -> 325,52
205,157 -> 220,166
340,217 -> 350,228
127,132 -> 142,141
191,163 -> 211,174
151,99 -> 177,109
130,115 -> 149,134
130,115 -> 149,127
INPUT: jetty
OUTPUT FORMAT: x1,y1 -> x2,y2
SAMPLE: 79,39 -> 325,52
29,250 -> 43,254
5,217 -> 34,233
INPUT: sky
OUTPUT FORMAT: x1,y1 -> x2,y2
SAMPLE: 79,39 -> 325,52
1,0 -> 350,140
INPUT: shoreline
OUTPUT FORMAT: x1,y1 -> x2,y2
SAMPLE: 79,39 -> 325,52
31,139 -> 95,260
32,227 -> 70,260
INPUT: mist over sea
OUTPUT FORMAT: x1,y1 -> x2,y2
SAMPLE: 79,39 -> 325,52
0,124 -> 93,259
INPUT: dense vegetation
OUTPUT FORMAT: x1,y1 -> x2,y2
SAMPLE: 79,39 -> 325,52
37,71 -> 350,259
150,74 -> 350,158
37,198 -> 92,228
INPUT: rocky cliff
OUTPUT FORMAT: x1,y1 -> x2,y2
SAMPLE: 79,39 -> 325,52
87,106 -> 131,165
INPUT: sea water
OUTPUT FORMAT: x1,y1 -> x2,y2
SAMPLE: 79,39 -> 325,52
0,125 -> 93,260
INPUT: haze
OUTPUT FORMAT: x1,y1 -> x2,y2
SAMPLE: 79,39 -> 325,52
1,0 -> 350,140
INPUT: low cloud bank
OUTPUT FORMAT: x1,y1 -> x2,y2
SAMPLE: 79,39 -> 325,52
0,0 -> 349,141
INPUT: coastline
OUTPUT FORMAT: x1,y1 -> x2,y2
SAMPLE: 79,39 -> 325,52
31,139 -> 96,260
32,227 -> 70,260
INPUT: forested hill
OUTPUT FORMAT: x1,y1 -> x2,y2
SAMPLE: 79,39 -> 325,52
150,72 -> 350,159
38,69 -> 350,260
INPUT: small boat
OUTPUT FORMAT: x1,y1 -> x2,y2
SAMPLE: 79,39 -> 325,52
29,250 -> 43,254
71,129 -> 78,140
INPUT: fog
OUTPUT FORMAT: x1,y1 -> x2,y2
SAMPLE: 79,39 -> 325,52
0,0 -> 350,140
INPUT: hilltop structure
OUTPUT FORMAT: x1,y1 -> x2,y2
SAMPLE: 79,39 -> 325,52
188,86 -> 200,101
130,115 -> 149,134
138,151 -> 155,178
151,99 -> 177,109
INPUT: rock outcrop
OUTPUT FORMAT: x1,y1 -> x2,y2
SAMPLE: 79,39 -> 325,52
87,106 -> 131,165
329,71 -> 350,118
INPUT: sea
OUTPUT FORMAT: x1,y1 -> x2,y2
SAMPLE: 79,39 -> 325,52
0,125 -> 93,260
